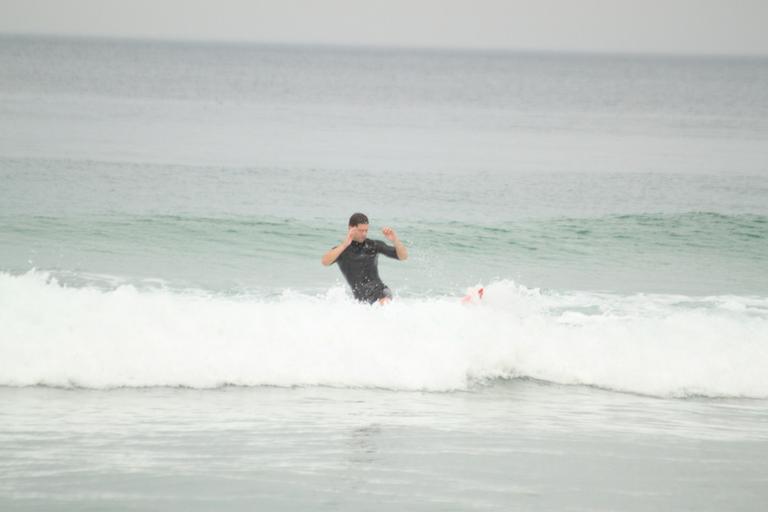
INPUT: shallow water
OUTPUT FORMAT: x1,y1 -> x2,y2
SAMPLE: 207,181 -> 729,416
1,383 -> 767,511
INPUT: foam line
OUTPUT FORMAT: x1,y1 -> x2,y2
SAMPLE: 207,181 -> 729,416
1,271 -> 767,397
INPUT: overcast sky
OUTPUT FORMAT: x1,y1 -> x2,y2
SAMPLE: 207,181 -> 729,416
1,0 -> 767,55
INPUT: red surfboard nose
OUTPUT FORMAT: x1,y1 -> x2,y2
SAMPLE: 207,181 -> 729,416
461,287 -> 484,304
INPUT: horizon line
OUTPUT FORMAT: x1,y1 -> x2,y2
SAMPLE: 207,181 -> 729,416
2,31 -> 768,60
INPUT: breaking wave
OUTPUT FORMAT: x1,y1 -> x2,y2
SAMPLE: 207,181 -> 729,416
1,271 -> 767,398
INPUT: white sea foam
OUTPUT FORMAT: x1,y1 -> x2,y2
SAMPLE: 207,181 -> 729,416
1,271 -> 767,397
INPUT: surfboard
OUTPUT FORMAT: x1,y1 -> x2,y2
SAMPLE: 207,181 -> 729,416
461,287 -> 484,304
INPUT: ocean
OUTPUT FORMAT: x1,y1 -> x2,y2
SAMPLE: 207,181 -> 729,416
1,35 -> 767,510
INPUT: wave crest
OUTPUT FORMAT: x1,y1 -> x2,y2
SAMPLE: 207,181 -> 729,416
1,271 -> 767,398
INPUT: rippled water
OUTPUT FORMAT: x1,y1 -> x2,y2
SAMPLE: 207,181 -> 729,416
2,383 -> 767,511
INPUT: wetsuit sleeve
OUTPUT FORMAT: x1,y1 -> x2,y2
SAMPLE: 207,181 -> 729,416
374,240 -> 399,259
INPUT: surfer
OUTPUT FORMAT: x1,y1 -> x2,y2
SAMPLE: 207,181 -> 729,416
321,213 -> 408,304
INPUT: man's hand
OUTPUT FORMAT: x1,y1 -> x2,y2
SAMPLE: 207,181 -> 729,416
382,227 -> 408,260
344,226 -> 357,247
322,227 -> 357,266
382,227 -> 397,241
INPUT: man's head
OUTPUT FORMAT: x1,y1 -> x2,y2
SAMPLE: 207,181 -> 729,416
348,212 -> 369,243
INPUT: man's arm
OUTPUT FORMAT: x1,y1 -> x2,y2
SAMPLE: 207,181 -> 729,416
382,227 -> 408,260
321,243 -> 348,266
321,227 -> 355,266
393,237 -> 408,260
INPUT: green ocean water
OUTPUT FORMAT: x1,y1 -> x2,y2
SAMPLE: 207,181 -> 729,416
2,156 -> 767,296
2,37 -> 767,302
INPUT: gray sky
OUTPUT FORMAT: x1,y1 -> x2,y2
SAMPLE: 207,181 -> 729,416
1,0 -> 767,55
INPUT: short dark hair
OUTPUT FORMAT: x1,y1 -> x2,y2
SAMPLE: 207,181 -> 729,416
348,212 -> 369,227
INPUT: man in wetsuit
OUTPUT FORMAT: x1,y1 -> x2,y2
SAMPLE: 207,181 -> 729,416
321,213 -> 408,304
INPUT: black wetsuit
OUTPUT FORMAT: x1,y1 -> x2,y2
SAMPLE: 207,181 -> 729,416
333,239 -> 399,303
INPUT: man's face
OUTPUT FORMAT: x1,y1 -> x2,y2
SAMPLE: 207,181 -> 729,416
351,223 -> 369,242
